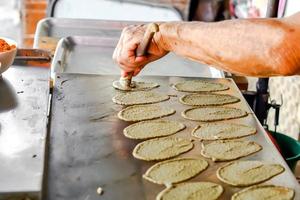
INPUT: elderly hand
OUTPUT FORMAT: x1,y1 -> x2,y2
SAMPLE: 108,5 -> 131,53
113,24 -> 168,77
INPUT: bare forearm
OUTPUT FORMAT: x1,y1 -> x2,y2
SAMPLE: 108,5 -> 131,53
157,17 -> 300,77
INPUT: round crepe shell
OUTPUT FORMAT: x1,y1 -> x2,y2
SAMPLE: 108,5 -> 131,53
217,160 -> 285,186
156,182 -> 224,200
123,120 -> 186,140
112,80 -> 159,91
182,107 -> 248,122
191,123 -> 256,141
112,91 -> 170,105
231,185 -> 295,200
179,93 -> 240,106
143,157 -> 208,185
173,80 -> 229,92
200,140 -> 262,162
132,137 -> 193,161
118,105 -> 176,122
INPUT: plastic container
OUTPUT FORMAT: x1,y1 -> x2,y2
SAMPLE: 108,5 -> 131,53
270,131 -> 300,172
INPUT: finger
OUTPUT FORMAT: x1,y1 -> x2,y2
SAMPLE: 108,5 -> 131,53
121,70 -> 130,77
126,43 -> 138,63
135,56 -> 147,63
118,63 -> 136,73
133,65 -> 146,76
121,43 -> 140,64
122,53 -> 147,66
133,68 -> 141,76
119,55 -> 149,73
121,70 -> 126,77
127,43 -> 139,52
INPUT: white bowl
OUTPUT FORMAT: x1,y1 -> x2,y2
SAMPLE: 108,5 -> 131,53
0,37 -> 17,75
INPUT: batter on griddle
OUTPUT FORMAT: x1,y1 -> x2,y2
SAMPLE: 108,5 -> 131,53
217,160 -> 284,186
112,80 -> 159,91
156,182 -> 224,200
192,123 -> 256,141
143,157 -> 208,185
124,120 -> 185,139
133,137 -> 193,161
118,105 -> 175,122
179,93 -> 240,106
201,140 -> 262,161
173,80 -> 229,92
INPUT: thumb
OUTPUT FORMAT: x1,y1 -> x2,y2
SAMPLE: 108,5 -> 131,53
121,70 -> 129,77
133,68 -> 142,76
135,56 -> 147,63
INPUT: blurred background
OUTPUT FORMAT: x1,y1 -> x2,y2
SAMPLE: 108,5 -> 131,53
0,0 -> 21,43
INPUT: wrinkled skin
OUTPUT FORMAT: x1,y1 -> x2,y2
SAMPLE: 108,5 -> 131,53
113,12 -> 300,77
112,24 -> 167,77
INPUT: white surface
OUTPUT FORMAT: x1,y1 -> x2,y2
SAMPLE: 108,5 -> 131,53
268,76 -> 300,139
54,0 -> 182,21
0,0 -> 21,43
284,0 -> 300,17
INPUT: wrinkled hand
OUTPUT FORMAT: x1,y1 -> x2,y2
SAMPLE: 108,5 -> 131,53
113,24 -> 168,77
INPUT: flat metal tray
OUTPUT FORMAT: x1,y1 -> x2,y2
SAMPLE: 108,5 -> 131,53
34,18 -> 136,48
0,65 -> 49,200
50,36 -> 223,78
47,74 -> 300,200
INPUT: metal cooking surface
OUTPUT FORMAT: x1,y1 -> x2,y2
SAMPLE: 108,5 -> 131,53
47,74 -> 300,200
0,66 -> 49,199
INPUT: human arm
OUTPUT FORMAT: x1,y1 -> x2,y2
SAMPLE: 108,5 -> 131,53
113,12 -> 300,77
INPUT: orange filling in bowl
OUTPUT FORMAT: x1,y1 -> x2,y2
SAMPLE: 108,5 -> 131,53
0,39 -> 16,52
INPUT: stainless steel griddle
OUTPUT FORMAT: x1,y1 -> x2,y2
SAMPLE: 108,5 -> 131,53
47,74 -> 300,200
